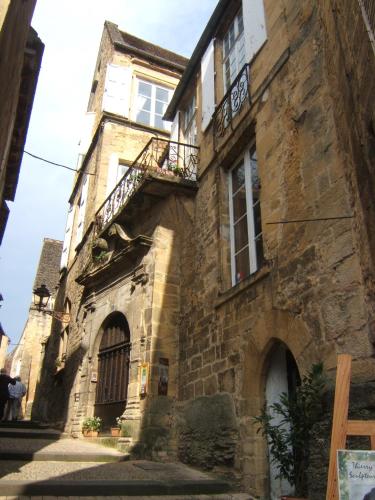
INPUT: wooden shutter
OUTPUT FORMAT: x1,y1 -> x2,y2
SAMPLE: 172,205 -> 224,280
201,39 -> 216,131
60,204 -> 74,269
242,0 -> 267,62
78,112 -> 95,155
103,64 -> 132,117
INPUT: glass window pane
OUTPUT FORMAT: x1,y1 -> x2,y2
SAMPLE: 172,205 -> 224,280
136,110 -> 150,126
137,95 -> 151,112
155,100 -> 166,115
237,11 -> 244,34
231,162 -> 245,193
255,234 -> 263,269
234,216 -> 249,253
154,115 -> 165,130
235,247 -> 250,283
156,87 -> 169,102
232,186 -> 247,221
138,81 -> 151,97
253,200 -> 262,237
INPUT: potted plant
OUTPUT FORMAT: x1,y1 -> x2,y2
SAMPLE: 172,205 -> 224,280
254,362 -> 326,499
82,416 -> 102,437
111,417 -> 122,437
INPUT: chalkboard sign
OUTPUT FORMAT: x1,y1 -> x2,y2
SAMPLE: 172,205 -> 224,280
338,450 -> 375,499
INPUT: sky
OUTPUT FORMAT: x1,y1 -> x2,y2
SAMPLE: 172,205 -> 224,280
0,0 -> 218,349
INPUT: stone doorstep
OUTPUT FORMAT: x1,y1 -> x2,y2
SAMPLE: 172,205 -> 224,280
0,452 -> 129,462
0,429 -> 63,439
0,479 -> 231,497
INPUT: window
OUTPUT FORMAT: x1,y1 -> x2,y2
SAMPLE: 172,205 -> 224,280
223,10 -> 246,92
75,174 -> 89,246
184,95 -> 197,146
228,145 -> 262,285
136,80 -> 172,131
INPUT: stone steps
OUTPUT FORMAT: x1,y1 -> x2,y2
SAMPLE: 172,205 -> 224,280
0,422 -> 234,497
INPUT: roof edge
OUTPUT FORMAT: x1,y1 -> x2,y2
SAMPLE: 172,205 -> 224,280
164,0 -> 230,121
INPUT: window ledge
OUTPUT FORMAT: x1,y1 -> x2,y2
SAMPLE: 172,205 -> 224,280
215,263 -> 271,309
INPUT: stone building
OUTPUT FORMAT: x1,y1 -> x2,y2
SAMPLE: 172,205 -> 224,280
35,1 -> 375,498
10,238 -> 62,418
33,22 -> 189,433
0,0 -> 44,243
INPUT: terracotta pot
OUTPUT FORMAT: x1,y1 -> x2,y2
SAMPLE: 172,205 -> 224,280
111,427 -> 121,437
83,430 -> 98,437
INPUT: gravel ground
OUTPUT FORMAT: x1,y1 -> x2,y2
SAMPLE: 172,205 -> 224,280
0,438 -> 125,456
0,460 -> 212,481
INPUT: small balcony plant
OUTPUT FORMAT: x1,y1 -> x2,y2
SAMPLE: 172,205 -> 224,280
82,416 -> 102,437
111,417 -> 122,437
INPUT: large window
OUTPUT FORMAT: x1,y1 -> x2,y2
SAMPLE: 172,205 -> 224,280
228,145 -> 262,285
223,10 -> 246,92
136,80 -> 172,130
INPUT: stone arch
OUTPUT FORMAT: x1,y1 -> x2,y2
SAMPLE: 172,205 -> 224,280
92,311 -> 131,429
263,340 -> 300,500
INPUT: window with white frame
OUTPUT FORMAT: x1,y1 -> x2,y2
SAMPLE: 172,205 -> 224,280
228,145 -> 262,285
135,80 -> 172,131
223,9 -> 246,92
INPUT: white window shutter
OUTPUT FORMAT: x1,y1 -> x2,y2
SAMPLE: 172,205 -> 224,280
242,0 -> 267,62
103,64 -> 132,117
75,174 -> 89,246
78,112 -> 95,155
60,204 -> 75,269
201,39 -> 216,131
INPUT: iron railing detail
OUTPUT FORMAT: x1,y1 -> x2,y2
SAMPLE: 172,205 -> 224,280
95,137 -> 199,232
213,64 -> 250,139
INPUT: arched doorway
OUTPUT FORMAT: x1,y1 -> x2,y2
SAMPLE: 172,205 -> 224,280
265,343 -> 300,500
94,312 -> 130,429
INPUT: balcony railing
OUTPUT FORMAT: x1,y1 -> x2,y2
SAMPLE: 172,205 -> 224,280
95,137 -> 199,233
213,64 -> 250,141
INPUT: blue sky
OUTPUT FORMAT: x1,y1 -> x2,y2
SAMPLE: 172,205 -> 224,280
0,0 -> 217,348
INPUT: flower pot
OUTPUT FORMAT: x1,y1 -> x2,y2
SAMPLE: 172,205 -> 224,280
83,430 -> 98,438
111,427 -> 120,437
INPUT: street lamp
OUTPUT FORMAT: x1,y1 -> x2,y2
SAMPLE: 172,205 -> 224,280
32,284 -> 51,311
32,284 -> 70,322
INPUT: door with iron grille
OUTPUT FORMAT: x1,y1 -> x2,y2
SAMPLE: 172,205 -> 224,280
94,312 -> 130,428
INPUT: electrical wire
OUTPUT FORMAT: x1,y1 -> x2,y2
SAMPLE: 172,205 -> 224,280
266,215 -> 353,224
23,150 -> 96,175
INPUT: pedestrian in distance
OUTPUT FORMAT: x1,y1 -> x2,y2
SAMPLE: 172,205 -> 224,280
6,376 -> 26,421
0,368 -> 15,420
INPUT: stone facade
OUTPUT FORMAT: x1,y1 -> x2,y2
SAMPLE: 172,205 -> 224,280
33,22 -> 189,442
10,238 -> 62,418
35,2 -> 375,498
0,0 -> 43,243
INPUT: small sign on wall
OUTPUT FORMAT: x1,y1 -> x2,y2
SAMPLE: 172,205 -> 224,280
338,450 -> 375,499
158,358 -> 169,396
91,372 -> 97,382
139,363 -> 149,396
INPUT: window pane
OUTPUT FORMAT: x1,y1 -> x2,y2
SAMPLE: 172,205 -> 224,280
255,234 -> 263,269
156,87 -> 169,102
139,81 -> 152,97
136,110 -> 150,125
253,200 -> 262,237
137,95 -> 151,112
155,100 -> 166,115
234,216 -> 249,253
232,186 -> 247,220
231,162 -> 245,193
237,11 -> 244,34
235,247 -> 250,283
154,115 -> 165,130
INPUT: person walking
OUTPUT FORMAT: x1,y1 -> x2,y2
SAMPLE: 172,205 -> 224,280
0,368 -> 15,420
7,376 -> 26,421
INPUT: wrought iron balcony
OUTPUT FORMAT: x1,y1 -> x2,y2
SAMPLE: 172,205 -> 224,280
95,137 -> 199,233
213,64 -> 250,141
